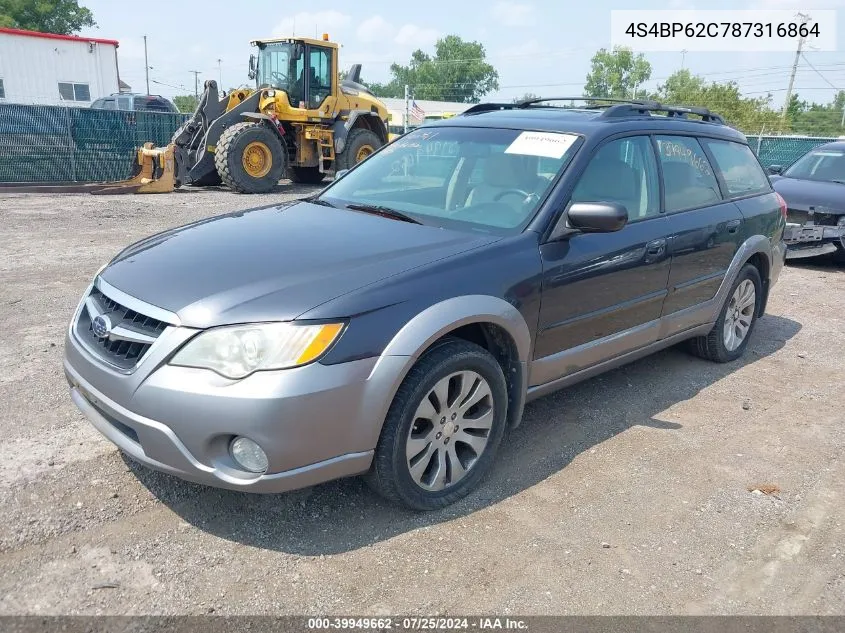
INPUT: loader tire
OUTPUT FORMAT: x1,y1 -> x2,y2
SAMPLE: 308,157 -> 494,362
336,128 -> 382,171
215,122 -> 285,194
287,166 -> 326,185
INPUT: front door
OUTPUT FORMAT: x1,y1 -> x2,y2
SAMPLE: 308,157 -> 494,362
532,135 -> 672,387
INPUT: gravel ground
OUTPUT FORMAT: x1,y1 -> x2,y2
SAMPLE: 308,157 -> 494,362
0,186 -> 843,616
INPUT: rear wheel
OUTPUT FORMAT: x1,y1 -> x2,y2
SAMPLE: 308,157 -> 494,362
365,339 -> 508,510
215,122 -> 285,194
336,128 -> 382,171
688,264 -> 762,363
287,165 -> 326,185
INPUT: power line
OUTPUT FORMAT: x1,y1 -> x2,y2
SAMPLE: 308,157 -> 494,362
800,53 -> 841,91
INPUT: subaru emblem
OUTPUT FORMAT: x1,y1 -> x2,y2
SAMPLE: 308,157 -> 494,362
92,314 -> 112,339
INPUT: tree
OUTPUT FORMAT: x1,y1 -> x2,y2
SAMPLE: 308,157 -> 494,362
790,91 -> 845,136
584,47 -> 651,100
512,92 -> 540,104
173,95 -> 199,113
0,0 -> 95,34
654,69 -> 782,133
368,36 -> 499,103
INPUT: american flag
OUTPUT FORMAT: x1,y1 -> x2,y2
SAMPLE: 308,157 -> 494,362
410,100 -> 425,121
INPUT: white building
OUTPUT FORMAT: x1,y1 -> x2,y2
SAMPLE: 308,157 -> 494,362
0,27 -> 120,106
380,97 -> 475,133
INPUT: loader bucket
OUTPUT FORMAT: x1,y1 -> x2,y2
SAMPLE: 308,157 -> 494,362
90,143 -> 179,195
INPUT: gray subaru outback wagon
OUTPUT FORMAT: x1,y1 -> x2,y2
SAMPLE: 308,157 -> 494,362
64,98 -> 787,510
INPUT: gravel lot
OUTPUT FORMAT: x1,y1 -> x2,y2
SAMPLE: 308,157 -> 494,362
0,186 -> 843,616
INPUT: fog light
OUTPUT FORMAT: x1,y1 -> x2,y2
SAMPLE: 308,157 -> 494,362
230,436 -> 268,473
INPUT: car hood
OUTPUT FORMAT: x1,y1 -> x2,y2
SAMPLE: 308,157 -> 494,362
771,176 -> 845,212
100,201 -> 498,327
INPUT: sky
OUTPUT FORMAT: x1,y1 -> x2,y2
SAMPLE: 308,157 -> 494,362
77,0 -> 845,113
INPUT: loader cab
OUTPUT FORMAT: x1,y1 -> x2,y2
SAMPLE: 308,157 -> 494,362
251,36 -> 337,112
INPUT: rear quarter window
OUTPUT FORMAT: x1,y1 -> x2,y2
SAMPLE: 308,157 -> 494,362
702,139 -> 771,198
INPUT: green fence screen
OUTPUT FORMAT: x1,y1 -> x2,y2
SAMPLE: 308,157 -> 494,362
0,103 -> 841,183
746,135 -> 838,169
0,103 -> 189,183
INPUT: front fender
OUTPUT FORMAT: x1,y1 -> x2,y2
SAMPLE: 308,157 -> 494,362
356,295 -> 532,446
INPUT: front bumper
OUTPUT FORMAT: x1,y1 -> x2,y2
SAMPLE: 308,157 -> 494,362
64,313 -> 408,494
783,222 -> 845,259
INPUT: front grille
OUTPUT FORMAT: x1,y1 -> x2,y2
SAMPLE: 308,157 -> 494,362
75,285 -> 168,370
786,208 -> 841,227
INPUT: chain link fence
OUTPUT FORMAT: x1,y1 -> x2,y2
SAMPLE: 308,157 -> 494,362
746,134 -> 839,169
0,103 -> 189,183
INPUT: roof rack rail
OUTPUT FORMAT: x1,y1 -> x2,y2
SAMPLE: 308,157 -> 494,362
460,103 -> 519,116
601,102 -> 725,124
459,96 -> 726,124
516,96 -> 658,108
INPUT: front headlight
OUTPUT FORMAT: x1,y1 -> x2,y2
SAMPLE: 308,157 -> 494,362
170,322 -> 344,379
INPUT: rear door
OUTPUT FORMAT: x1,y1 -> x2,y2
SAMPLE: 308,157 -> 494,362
656,135 -> 744,324
700,137 -> 781,248
533,134 -> 672,386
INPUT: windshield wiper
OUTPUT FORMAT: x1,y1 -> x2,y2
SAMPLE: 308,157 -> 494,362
306,197 -> 338,208
345,203 -> 422,225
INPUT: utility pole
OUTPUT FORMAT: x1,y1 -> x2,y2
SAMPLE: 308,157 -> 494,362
680,49 -> 687,70
217,59 -> 223,89
404,84 -> 410,133
781,12 -> 812,121
143,35 -> 150,95
189,70 -> 201,99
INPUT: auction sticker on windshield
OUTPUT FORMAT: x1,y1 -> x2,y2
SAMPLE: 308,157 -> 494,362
505,131 -> 578,159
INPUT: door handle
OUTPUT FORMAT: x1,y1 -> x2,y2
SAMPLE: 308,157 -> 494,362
727,219 -> 741,234
646,238 -> 666,255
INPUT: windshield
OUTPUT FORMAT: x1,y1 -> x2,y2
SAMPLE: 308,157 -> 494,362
320,126 -> 581,234
256,42 -> 298,93
784,147 -> 845,183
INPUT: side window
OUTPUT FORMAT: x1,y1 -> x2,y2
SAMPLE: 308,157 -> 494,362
570,135 -> 660,220
655,136 -> 722,212
307,47 -> 333,108
0,78 -> 5,99
702,139 -> 771,197
102,98 -> 117,110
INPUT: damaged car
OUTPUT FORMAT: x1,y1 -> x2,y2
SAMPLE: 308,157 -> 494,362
767,141 -> 845,261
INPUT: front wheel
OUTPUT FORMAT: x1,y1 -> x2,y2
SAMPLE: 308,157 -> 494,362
215,122 -> 286,194
365,339 -> 508,511
688,264 -> 762,363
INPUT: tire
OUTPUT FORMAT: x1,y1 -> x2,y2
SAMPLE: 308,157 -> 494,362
287,165 -> 325,185
336,128 -> 383,171
688,264 -> 762,363
214,122 -> 285,194
365,338 -> 509,511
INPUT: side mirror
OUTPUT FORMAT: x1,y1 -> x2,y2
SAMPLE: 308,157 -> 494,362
767,164 -> 783,175
248,54 -> 256,80
550,202 -> 628,240
334,169 -> 349,180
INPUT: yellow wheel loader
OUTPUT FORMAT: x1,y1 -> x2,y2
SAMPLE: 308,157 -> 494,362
172,34 -> 390,193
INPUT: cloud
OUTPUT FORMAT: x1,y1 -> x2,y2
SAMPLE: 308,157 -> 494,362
492,2 -> 536,27
272,10 -> 351,38
356,16 -> 392,43
394,24 -> 440,48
